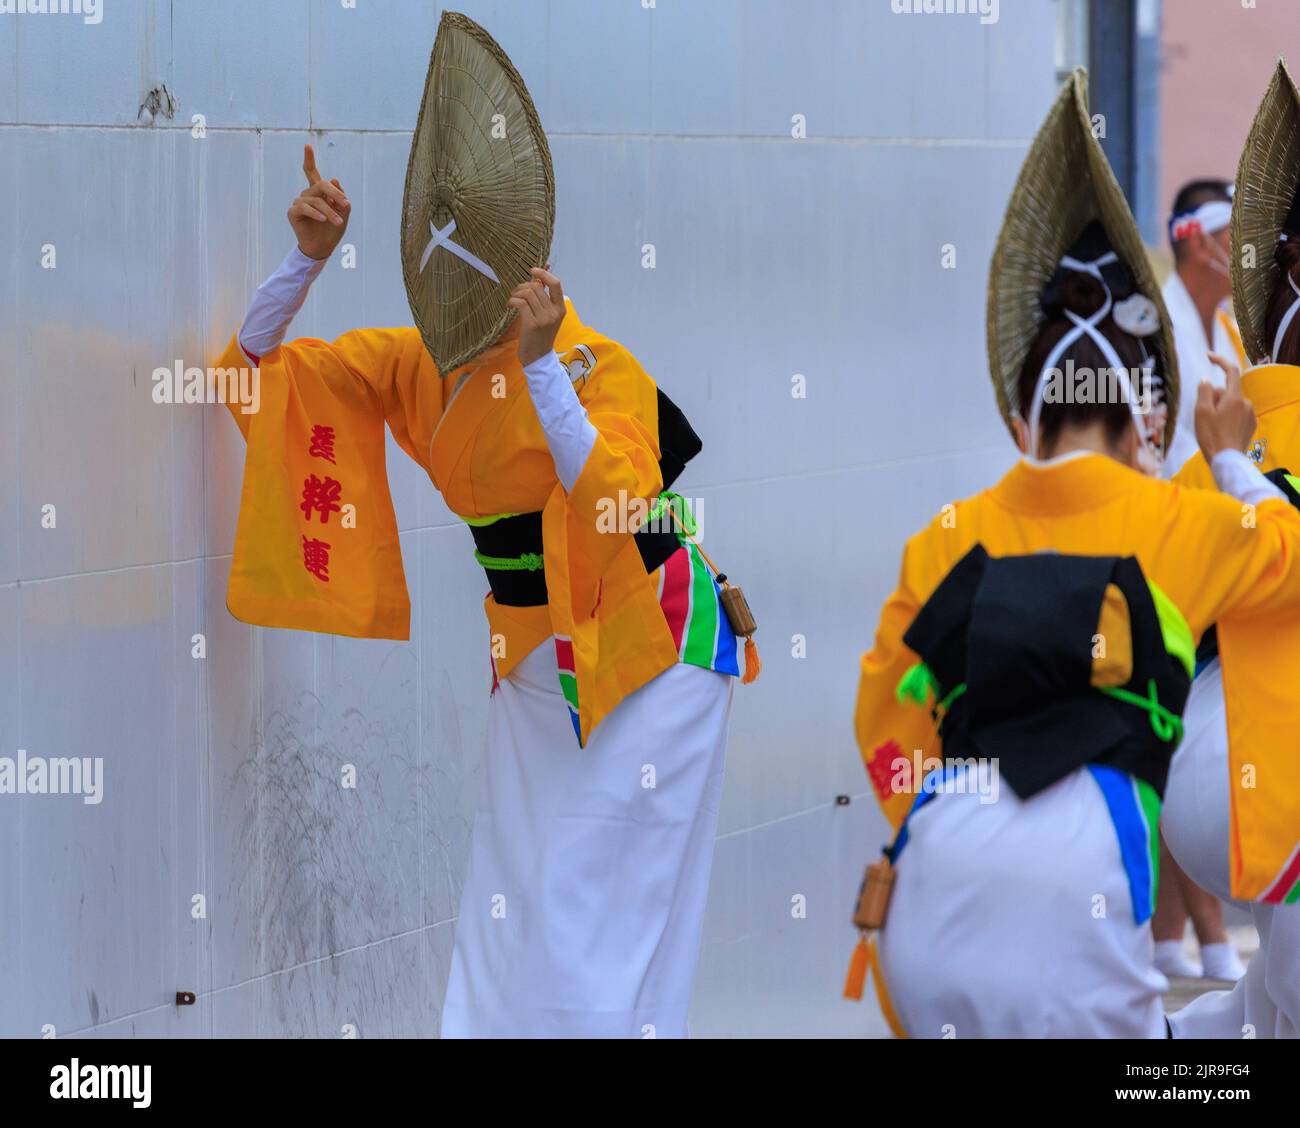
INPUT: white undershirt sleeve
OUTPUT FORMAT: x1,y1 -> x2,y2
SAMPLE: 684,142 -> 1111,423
1210,448 -> 1286,506
238,246 -> 328,362
522,350 -> 599,492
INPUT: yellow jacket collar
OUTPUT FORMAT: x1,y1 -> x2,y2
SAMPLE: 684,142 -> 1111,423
993,451 -> 1148,515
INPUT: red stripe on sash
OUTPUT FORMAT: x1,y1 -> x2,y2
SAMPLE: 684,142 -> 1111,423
659,548 -> 690,652
554,637 -> 576,673
1263,845 -> 1300,903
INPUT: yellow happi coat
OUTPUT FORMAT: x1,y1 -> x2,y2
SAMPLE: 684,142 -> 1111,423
1218,307 -> 1249,372
215,303 -> 688,746
856,451 -> 1300,902
1174,363 -> 1300,902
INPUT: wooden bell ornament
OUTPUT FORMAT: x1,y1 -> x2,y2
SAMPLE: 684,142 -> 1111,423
844,856 -> 896,1002
717,576 -> 760,684
852,856 -> 896,932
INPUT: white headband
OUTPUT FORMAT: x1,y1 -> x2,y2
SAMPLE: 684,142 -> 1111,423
1169,199 -> 1233,243
1023,251 -> 1151,459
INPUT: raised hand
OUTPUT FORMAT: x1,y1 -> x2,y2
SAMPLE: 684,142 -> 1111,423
289,144 -> 351,261
1195,352 -> 1257,463
508,267 -> 567,367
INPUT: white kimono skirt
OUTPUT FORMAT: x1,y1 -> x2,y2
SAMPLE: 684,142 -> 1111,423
877,762 -> 1168,1038
1163,660 -> 1300,1039
441,642 -> 733,1038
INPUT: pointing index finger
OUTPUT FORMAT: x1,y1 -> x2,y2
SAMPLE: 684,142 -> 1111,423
303,144 -> 323,186
1208,352 -> 1242,398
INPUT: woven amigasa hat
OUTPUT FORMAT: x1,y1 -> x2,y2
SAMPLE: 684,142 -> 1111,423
1231,59 -> 1300,365
401,11 -> 556,376
987,68 -> 1179,457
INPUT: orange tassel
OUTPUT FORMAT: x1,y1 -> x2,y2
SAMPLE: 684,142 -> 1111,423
843,934 -> 871,1001
741,635 -> 761,684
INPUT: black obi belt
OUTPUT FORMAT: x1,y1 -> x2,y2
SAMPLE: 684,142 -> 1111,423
899,545 -> 1194,802
468,511 -> 681,608
468,387 -> 705,609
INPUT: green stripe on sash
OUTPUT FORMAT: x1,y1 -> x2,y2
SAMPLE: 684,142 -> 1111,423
682,544 -> 718,668
557,671 -> 579,712
1136,778 -> 1162,908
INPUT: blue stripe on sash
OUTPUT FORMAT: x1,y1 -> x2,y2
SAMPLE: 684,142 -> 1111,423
1088,764 -> 1157,925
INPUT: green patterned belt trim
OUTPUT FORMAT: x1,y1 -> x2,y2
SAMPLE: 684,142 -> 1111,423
474,550 -> 544,572
461,512 -> 522,528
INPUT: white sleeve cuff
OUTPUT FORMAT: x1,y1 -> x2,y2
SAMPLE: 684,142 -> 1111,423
238,246 -> 328,361
522,350 -> 598,492
1210,448 -> 1286,506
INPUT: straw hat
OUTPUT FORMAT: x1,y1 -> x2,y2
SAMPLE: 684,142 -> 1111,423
987,68 -> 1178,451
1231,59 -> 1300,365
401,11 -> 556,376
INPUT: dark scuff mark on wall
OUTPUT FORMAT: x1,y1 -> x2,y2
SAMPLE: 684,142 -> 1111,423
138,85 -> 178,126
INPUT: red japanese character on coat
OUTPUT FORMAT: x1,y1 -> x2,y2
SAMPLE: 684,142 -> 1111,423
301,474 -> 343,523
309,424 -> 337,465
302,535 -> 332,582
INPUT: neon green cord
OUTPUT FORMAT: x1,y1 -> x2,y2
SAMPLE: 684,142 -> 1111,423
1100,678 -> 1184,743
896,662 -> 966,716
474,550 -> 544,572
896,662 -> 939,706
899,660 -> 1178,745
937,683 -> 967,713
648,490 -> 697,538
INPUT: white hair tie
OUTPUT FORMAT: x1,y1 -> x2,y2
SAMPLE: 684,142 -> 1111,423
1023,252 -> 1149,459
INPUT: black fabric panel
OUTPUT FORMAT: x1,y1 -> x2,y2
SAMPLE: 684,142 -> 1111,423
656,387 -> 703,490
635,527 -> 682,575
902,546 -> 1189,801
468,510 -> 682,608
902,544 -> 987,698
469,511 -> 544,558
962,697 -> 1133,799
1196,625 -> 1220,669
965,552 -> 1115,718
468,513 -> 547,607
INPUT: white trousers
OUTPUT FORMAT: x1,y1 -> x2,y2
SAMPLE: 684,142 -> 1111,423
441,643 -> 732,1038
878,765 -> 1167,1038
1163,661 -> 1300,1038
